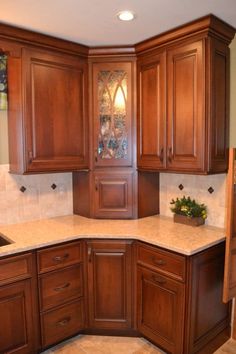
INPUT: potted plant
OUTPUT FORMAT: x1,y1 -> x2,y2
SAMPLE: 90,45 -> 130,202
170,196 -> 207,226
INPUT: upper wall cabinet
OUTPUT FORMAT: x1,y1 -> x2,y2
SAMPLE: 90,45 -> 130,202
8,47 -> 88,174
137,17 -> 235,174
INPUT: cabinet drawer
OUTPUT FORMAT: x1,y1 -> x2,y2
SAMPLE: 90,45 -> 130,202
0,253 -> 33,285
41,299 -> 84,348
37,241 -> 81,273
39,265 -> 83,311
137,243 -> 186,281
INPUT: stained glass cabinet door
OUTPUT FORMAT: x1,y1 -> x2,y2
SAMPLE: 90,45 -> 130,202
92,62 -> 133,167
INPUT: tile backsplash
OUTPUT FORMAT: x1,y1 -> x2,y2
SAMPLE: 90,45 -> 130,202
160,173 -> 227,228
0,165 -> 227,228
0,165 -> 73,225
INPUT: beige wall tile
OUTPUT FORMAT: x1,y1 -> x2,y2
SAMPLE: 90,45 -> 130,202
160,173 -> 226,228
0,165 -> 73,225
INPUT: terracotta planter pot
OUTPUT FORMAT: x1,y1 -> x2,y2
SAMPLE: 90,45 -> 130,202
173,214 -> 205,226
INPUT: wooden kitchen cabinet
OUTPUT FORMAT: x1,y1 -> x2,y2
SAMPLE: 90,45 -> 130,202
136,242 -> 231,354
137,18 -> 234,174
73,57 -> 160,219
73,59 -> 138,219
0,253 -> 39,354
37,241 -> 85,349
87,240 -> 133,331
8,46 -> 88,174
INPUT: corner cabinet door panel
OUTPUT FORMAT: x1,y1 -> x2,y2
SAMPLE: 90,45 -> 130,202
93,170 -> 134,219
0,279 -> 37,354
137,51 -> 166,170
92,62 -> 133,167
87,241 -> 133,330
167,40 -> 205,172
137,267 -> 185,354
22,48 -> 88,172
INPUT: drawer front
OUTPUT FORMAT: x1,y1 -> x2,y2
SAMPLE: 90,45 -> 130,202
41,299 -> 84,348
39,265 -> 83,311
0,253 -> 33,285
37,241 -> 81,273
137,243 -> 186,281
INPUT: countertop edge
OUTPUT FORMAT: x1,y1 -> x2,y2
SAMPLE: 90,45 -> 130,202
0,233 -> 226,258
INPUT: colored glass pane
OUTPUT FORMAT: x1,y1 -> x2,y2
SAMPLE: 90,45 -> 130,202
97,70 -> 128,159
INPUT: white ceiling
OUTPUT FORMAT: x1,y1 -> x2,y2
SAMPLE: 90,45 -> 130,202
0,0 -> 235,46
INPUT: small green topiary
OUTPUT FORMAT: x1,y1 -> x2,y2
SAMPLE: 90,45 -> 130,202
170,196 -> 207,219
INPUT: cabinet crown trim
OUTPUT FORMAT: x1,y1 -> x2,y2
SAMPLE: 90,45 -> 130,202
135,14 -> 235,54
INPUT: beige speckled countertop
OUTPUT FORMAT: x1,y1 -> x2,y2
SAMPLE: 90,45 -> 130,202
0,214 -> 225,257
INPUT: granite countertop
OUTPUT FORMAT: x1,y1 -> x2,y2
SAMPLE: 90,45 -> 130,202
0,214 -> 225,258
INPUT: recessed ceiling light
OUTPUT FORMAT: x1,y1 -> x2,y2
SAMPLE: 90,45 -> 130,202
117,10 -> 135,21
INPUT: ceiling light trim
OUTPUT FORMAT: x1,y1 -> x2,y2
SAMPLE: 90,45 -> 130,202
117,10 -> 136,22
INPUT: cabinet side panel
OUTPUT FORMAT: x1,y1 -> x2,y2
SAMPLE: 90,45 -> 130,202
208,38 -> 229,173
8,56 -> 24,173
73,171 -> 92,218
186,243 -> 231,353
138,171 -> 159,218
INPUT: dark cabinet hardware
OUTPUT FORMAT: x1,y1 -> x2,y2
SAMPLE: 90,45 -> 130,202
53,283 -> 71,292
52,254 -> 69,263
152,257 -> 166,266
151,275 -> 166,284
56,317 -> 71,327
88,247 -> 92,262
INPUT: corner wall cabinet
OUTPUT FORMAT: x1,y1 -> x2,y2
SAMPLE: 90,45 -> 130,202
73,58 -> 160,219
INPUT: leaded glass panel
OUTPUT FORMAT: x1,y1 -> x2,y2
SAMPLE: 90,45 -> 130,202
97,70 -> 128,159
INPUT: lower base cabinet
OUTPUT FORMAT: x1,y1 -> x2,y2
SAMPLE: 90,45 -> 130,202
136,242 -> 231,354
37,241 -> 85,350
0,254 -> 39,354
0,240 -> 231,354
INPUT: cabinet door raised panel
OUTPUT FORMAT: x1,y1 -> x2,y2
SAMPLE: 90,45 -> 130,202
0,279 -> 37,354
137,266 -> 185,354
137,51 -> 166,170
22,48 -> 88,172
87,240 -> 133,330
93,170 -> 134,219
167,40 -> 205,172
